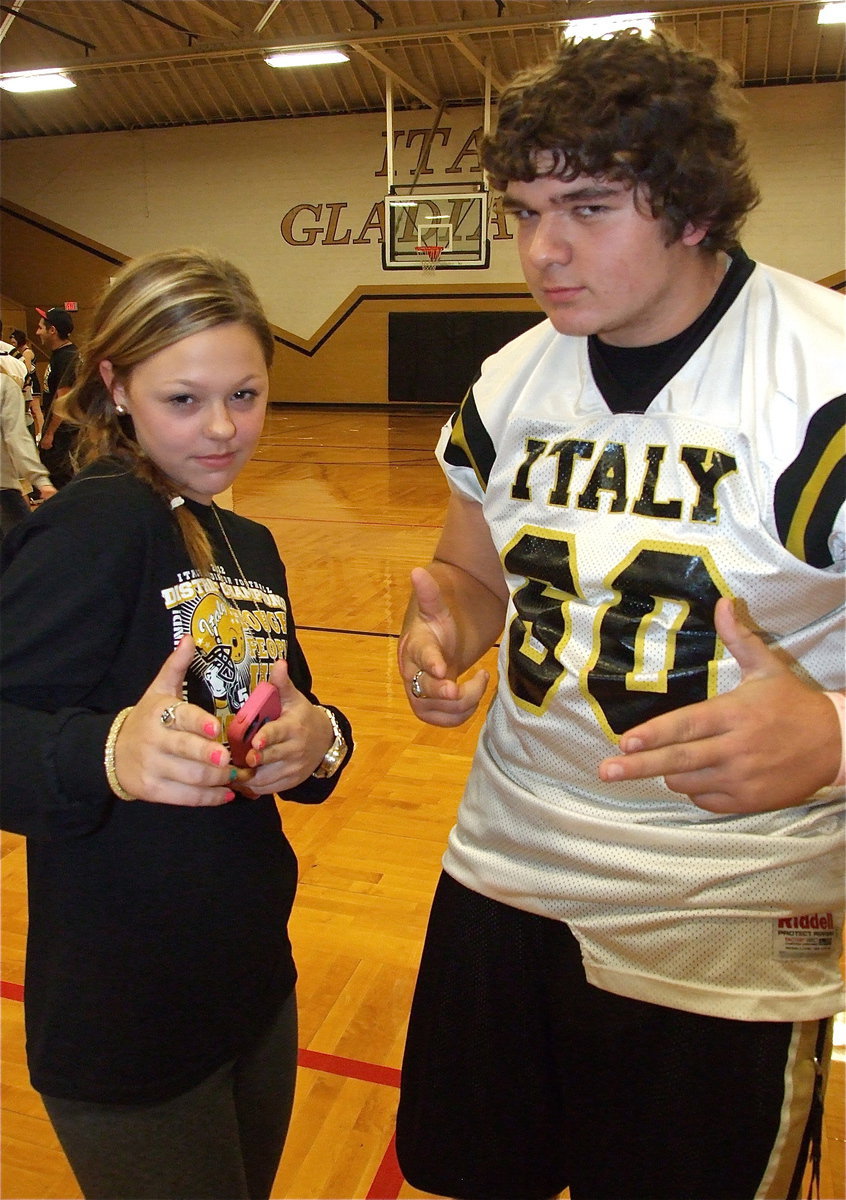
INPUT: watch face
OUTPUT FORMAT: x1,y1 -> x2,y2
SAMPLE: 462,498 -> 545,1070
313,708 -> 347,778
316,737 -> 346,777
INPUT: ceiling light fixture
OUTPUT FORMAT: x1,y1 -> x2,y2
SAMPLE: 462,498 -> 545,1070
0,69 -> 76,93
265,48 -> 349,68
565,12 -> 655,41
818,1 -> 846,23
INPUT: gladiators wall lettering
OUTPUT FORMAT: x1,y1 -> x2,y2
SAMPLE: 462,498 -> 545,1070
278,125 -> 516,247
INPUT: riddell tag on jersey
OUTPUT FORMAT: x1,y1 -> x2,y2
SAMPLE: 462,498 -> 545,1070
773,913 -> 837,959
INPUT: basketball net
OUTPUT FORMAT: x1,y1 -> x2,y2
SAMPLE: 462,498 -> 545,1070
415,245 -> 443,271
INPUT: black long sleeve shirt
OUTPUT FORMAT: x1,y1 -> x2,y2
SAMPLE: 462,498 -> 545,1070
1,462 -> 352,1102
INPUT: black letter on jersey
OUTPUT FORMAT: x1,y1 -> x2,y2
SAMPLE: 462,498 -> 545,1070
681,448 -> 738,523
631,446 -> 683,520
511,438 -> 548,501
548,439 -> 594,508
578,442 -> 628,512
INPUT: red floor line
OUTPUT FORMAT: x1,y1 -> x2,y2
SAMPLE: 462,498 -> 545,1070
366,1133 -> 404,1200
297,1047 -> 401,1089
1,980 -> 24,1002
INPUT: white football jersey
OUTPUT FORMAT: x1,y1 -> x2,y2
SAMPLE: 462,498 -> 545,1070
438,257 -> 845,1020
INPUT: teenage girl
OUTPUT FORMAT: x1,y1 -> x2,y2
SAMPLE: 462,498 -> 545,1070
1,249 -> 352,1200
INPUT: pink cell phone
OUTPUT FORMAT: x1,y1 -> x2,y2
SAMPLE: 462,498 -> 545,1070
227,682 -> 281,768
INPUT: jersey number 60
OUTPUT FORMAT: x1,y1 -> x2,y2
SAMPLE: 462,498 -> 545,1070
502,528 -> 730,739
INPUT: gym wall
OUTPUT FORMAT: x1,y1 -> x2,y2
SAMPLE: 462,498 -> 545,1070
1,83 -> 843,406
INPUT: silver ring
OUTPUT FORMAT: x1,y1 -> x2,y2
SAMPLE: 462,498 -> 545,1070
410,669 -> 426,700
160,700 -> 186,727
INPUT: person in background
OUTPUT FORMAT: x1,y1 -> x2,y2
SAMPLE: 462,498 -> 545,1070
36,305 -> 78,488
10,328 -> 44,440
395,29 -> 844,1200
1,249 -> 353,1200
0,372 -> 55,537
0,323 -> 29,389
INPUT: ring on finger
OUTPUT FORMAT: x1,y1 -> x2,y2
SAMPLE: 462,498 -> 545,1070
160,699 -> 187,727
410,669 -> 426,700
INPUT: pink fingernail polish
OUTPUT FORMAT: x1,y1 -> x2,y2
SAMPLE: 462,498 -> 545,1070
224,789 -> 235,802
210,748 -> 224,766
204,721 -> 218,738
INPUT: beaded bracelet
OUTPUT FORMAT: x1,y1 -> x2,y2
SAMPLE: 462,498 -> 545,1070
104,707 -> 137,801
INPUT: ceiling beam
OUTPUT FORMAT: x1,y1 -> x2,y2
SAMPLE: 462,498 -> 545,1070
347,44 -> 440,109
184,1 -> 242,37
0,1 -> 96,52
1,2 -> 812,79
121,2 -> 199,41
447,33 -> 507,91
0,0 -> 25,46
253,1 -> 282,35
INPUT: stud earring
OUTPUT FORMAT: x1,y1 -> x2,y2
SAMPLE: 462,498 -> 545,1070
115,404 -> 127,415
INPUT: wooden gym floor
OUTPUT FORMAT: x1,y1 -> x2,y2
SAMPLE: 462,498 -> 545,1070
1,407 -> 843,1200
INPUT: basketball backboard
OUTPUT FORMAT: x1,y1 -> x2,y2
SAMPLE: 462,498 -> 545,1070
382,187 -> 489,271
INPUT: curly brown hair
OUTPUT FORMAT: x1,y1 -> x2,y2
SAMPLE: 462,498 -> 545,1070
481,29 -> 760,251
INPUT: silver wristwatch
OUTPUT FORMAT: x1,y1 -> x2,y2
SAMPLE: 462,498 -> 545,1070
312,706 -> 348,778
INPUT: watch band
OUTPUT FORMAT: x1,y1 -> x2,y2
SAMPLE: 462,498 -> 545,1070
312,706 -> 348,778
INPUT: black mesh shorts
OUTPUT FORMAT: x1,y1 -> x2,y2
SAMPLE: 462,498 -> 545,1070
396,871 -> 830,1200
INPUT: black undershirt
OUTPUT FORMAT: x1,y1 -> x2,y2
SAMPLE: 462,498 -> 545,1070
589,248 -> 756,414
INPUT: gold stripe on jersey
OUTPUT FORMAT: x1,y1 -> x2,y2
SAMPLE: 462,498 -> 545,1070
774,395 -> 845,568
785,430 -> 843,563
756,1019 -> 832,1199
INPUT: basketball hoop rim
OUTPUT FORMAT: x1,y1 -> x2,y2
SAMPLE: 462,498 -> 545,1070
414,244 -> 443,271
415,245 -> 444,261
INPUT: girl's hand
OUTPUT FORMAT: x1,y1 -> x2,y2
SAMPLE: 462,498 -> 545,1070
238,659 -> 336,794
113,636 -> 249,806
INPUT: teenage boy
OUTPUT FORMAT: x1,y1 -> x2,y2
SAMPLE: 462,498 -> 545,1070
396,30 -> 844,1200
36,305 -> 78,488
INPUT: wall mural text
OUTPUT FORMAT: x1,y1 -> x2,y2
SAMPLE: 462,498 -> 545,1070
279,124 -> 515,247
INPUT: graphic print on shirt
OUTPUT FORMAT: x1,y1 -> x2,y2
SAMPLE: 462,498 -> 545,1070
161,566 -> 289,729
